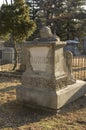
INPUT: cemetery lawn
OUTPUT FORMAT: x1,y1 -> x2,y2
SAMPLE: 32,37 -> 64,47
0,76 -> 86,130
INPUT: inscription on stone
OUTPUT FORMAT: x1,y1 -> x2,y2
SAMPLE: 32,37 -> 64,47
29,47 -> 50,72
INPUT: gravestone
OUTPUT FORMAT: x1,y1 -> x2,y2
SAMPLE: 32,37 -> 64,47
16,26 -> 86,109
0,47 -> 14,64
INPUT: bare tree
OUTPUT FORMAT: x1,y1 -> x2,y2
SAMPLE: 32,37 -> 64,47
11,0 -> 13,4
5,0 -> 8,4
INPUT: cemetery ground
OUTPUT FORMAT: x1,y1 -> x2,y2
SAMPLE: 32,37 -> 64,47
0,76 -> 86,130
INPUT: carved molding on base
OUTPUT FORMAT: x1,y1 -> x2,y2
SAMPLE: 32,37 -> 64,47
22,74 -> 76,91
55,75 -> 76,90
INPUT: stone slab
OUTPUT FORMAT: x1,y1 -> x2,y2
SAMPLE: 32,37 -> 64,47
16,80 -> 86,109
56,80 -> 86,109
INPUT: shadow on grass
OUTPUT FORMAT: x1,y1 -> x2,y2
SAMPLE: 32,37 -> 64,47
0,75 -> 21,84
0,100 -> 55,129
0,95 -> 86,129
60,94 -> 86,114
0,86 -> 18,93
0,82 -> 86,129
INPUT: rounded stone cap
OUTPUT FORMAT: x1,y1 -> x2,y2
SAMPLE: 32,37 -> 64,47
40,26 -> 52,38
39,26 -> 60,42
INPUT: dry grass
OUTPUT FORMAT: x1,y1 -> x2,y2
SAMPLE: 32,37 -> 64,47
0,63 -> 21,72
0,76 -> 86,130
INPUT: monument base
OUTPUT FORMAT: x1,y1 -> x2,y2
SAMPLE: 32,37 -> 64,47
16,80 -> 86,109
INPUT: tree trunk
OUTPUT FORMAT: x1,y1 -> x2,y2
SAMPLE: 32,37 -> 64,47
11,0 -> 13,5
12,41 -> 18,70
5,0 -> 8,5
66,21 -> 70,40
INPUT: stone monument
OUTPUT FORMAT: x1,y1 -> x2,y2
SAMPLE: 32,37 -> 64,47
16,25 -> 86,109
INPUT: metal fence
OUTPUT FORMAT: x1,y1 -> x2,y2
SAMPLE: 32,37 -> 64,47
72,56 -> 86,80
0,50 -> 21,72
0,51 -> 86,80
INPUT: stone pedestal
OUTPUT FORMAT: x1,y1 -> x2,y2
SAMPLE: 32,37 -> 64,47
17,80 -> 86,109
16,27 -> 86,109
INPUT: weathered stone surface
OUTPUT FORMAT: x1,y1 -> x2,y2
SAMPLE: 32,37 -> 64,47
56,80 -> 86,109
16,26 -> 84,110
22,74 -> 55,91
22,74 -> 75,91
21,41 -> 76,91
16,80 -> 86,109
40,26 -> 60,41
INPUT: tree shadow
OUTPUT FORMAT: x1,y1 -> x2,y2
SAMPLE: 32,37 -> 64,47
0,95 -> 86,129
0,100 -> 55,129
59,94 -> 86,114
0,86 -> 18,92
0,76 -> 21,83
